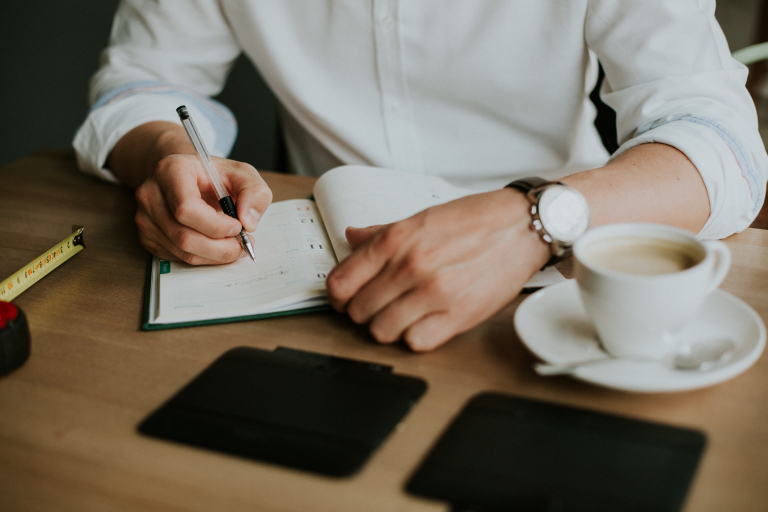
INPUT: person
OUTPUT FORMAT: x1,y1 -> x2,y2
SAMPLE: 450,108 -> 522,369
74,1 -> 767,352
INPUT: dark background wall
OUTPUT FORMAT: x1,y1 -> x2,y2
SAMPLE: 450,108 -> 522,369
0,1 -> 759,173
0,0 -> 281,171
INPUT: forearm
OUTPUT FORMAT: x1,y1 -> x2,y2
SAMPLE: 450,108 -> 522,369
106,121 -> 194,189
562,143 -> 710,234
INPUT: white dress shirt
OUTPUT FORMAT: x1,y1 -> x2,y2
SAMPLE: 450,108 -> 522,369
73,0 -> 767,239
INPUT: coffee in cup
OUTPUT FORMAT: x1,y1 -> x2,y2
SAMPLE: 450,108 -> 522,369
580,236 -> 702,276
573,223 -> 731,359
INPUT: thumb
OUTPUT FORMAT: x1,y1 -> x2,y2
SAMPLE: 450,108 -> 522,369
218,159 -> 273,232
346,224 -> 385,249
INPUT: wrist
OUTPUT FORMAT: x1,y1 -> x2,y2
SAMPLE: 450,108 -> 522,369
149,123 -> 194,175
153,123 -> 194,160
107,122 -> 193,188
503,178 -> 590,267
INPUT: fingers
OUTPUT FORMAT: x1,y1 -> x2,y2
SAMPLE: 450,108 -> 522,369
366,275 -> 451,344
136,212 -> 231,266
366,270 -> 506,352
346,225 -> 382,249
365,257 -> 484,349
154,155 -> 242,239
341,219 -> 480,325
326,223 -> 406,312
345,241 -> 442,325
221,159 -> 273,232
329,219 -> 471,349
136,175 -> 245,265
366,277 -> 486,352
135,154 -> 272,265
403,312 -> 468,352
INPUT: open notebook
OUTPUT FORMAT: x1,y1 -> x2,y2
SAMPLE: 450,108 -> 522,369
143,165 -> 565,330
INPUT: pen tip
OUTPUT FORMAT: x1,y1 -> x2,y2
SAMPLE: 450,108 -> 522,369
239,229 -> 256,262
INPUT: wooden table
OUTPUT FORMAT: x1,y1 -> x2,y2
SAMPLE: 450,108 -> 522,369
1,151 -> 767,512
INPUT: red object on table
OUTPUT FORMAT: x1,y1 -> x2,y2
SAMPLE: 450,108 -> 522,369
0,300 -> 30,376
0,301 -> 19,329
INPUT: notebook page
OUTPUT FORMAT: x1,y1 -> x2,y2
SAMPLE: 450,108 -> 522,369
154,199 -> 336,324
313,166 -> 474,261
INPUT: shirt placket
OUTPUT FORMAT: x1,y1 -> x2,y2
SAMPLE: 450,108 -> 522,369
372,0 -> 422,173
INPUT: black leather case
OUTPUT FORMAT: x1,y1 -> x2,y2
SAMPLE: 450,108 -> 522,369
139,346 -> 427,477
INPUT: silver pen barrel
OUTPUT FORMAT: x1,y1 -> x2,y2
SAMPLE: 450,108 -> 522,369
177,105 -> 256,262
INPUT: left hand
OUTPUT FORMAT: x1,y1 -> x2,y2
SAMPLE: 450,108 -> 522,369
326,188 -> 550,351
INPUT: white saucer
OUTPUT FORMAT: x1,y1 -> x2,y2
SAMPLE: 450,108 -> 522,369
514,280 -> 766,393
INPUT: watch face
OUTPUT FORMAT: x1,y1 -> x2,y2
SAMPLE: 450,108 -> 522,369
538,186 -> 590,244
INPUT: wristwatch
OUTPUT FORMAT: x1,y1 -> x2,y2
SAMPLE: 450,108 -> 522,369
505,177 -> 590,267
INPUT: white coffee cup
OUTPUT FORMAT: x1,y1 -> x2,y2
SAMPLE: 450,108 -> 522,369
573,223 -> 731,359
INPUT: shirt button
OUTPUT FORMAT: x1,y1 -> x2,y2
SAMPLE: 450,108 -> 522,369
381,15 -> 395,28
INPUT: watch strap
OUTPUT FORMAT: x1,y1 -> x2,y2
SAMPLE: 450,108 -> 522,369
504,177 -> 550,195
505,177 -> 570,268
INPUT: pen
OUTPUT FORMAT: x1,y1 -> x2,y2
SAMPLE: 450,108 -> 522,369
176,105 -> 256,262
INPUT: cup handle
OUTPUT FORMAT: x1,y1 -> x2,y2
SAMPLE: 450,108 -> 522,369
702,240 -> 731,294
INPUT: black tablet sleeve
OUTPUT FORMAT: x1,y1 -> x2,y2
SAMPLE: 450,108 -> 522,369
407,392 -> 706,512
138,346 -> 427,477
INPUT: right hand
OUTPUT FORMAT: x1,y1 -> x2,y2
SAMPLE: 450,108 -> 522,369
134,153 -> 272,265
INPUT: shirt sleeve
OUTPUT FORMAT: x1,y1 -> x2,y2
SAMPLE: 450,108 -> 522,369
72,0 -> 241,183
586,0 -> 768,239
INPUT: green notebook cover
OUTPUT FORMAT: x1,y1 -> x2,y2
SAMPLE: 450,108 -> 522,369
141,257 -> 331,331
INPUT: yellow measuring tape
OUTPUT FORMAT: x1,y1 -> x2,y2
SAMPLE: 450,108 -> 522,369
1,226 -> 85,302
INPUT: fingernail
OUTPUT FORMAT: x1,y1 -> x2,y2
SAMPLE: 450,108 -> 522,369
244,208 -> 261,231
227,225 -> 240,237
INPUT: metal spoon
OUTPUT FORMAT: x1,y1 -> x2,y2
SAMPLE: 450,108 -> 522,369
534,338 -> 736,376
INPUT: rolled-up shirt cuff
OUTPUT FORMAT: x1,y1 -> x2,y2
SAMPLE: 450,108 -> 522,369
611,117 -> 761,240
72,81 -> 237,183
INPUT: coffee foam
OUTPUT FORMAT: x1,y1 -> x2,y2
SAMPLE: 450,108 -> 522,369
582,236 -> 704,276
